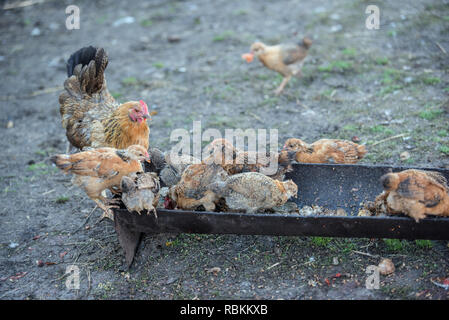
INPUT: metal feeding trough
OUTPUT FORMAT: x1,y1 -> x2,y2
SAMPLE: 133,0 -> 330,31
113,163 -> 449,267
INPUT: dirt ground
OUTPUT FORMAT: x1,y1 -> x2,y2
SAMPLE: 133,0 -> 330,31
1,0 -> 448,300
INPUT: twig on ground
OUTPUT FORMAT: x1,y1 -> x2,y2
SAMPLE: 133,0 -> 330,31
352,250 -> 380,259
73,205 -> 97,234
372,134 -> 405,146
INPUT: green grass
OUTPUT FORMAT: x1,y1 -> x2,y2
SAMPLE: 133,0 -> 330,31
418,108 -> 443,120
121,77 -> 139,86
310,237 -> 332,247
213,31 -> 234,42
27,163 -> 48,171
383,239 -> 408,252
153,62 -> 164,69
342,48 -> 356,57
370,125 -> 394,135
140,19 -> 153,27
375,57 -> 389,65
318,60 -> 353,73
55,196 -> 70,204
414,240 -> 433,249
422,77 -> 440,85
439,145 -> 449,155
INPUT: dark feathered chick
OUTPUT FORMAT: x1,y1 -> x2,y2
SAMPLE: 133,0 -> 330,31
121,172 -> 160,218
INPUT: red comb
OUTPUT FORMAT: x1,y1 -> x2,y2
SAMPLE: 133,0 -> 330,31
139,100 -> 149,114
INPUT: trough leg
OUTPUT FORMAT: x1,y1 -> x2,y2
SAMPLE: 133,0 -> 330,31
114,212 -> 142,268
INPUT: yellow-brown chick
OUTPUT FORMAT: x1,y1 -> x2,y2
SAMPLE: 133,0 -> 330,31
283,138 -> 366,164
203,138 -> 293,179
120,172 -> 160,218
378,169 -> 449,222
243,37 -> 312,95
59,46 -> 150,150
51,145 -> 150,220
169,163 -> 228,211
208,172 -> 298,213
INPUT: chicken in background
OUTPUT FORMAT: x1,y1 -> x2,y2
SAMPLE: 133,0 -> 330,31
208,172 -> 298,213
51,145 -> 150,220
203,138 -> 293,179
59,46 -> 151,151
121,172 -> 160,218
375,169 -> 449,222
169,163 -> 228,211
242,37 -> 312,95
283,138 -> 366,164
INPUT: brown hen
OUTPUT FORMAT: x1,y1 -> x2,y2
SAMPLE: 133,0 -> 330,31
59,46 -> 150,151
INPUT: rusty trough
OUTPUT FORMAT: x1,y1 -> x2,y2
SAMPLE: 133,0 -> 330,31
112,163 -> 449,267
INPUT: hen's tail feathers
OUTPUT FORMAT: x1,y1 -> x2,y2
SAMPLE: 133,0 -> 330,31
66,46 -> 108,95
50,154 -> 73,173
301,37 -> 313,50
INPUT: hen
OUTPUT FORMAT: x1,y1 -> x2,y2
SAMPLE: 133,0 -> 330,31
59,46 -> 151,151
243,37 -> 312,95
121,172 -> 160,218
169,163 -> 228,211
377,169 -> 449,222
209,172 -> 298,213
51,145 -> 150,220
283,138 -> 366,164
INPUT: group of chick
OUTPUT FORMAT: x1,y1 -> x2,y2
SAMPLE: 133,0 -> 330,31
49,41 -> 449,223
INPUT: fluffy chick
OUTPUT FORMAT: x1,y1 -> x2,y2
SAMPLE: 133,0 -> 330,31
121,172 -> 160,218
283,138 -> 366,164
208,172 -> 298,213
204,138 -> 292,179
170,163 -> 228,211
378,169 -> 449,222
243,37 -> 312,95
51,145 -> 149,220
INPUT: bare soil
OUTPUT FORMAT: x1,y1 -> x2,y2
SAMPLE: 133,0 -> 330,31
0,0 -> 448,300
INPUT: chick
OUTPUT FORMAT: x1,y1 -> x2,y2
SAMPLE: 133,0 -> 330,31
169,163 -> 228,211
243,37 -> 312,95
204,138 -> 292,179
120,172 -> 160,218
378,169 -> 449,222
208,172 -> 298,213
283,138 -> 366,164
160,152 -> 201,187
51,145 -> 149,220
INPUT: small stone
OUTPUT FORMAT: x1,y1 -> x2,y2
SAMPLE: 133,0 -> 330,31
6,120 -> 13,129
378,258 -> 395,275
400,151 -> 410,161
113,16 -> 135,27
31,27 -> 41,36
332,257 -> 339,265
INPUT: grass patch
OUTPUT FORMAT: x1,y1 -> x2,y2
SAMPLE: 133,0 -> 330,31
140,19 -> 153,27
121,77 -> 139,86
55,196 -> 70,204
383,239 -> 408,252
342,48 -> 357,57
318,60 -> 353,73
310,237 -> 332,247
27,163 -> 48,171
414,240 -> 433,249
153,62 -> 164,69
375,57 -> 389,65
213,31 -> 234,42
439,145 -> 449,155
422,77 -> 440,85
418,108 -> 443,121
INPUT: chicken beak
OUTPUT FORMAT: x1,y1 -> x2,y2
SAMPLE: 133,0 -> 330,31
241,52 -> 254,63
143,113 -> 150,120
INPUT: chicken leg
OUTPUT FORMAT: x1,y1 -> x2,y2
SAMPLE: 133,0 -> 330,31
275,75 -> 292,96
